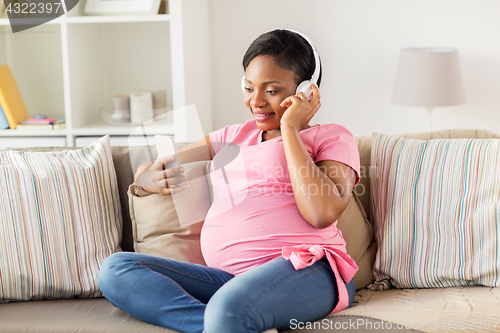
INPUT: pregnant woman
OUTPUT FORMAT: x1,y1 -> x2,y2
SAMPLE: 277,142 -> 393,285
98,29 -> 360,333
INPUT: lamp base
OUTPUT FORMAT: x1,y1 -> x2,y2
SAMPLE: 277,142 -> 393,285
426,106 -> 435,131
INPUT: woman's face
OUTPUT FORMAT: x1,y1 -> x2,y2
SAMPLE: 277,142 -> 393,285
243,55 -> 297,131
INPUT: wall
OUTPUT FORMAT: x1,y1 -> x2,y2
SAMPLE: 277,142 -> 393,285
208,0 -> 500,136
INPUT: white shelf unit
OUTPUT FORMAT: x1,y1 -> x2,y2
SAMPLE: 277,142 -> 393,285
0,0 -> 212,149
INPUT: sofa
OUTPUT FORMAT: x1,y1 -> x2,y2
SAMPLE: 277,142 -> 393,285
1,128 -> 500,333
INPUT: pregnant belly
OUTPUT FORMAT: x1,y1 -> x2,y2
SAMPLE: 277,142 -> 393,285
200,195 -> 338,275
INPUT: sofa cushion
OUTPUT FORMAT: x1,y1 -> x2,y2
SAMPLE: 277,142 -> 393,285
0,136 -> 121,301
329,286 -> 500,333
0,297 -> 414,333
371,132 -> 500,289
108,146 -> 138,252
337,193 -> 376,290
119,143 -> 192,252
0,298 -> 176,333
128,161 -> 211,264
354,129 -> 500,222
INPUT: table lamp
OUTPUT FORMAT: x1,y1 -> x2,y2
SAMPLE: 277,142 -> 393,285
392,48 -> 466,130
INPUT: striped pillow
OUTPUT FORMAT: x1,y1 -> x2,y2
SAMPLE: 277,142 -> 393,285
0,135 -> 122,301
371,133 -> 500,289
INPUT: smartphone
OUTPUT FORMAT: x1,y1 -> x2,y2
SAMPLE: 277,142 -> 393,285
154,135 -> 180,170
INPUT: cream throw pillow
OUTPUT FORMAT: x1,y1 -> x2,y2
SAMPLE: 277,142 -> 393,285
371,133 -> 500,289
337,193 -> 376,290
128,161 -> 210,265
0,136 -> 122,301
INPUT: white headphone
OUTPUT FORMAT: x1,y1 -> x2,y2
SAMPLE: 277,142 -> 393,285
241,29 -> 320,99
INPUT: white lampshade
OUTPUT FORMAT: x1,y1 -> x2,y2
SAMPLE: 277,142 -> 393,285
392,48 -> 465,107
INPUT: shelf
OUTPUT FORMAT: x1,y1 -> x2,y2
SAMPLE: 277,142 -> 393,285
71,121 -> 175,136
0,17 -> 63,26
0,129 -> 68,136
0,15 -> 170,27
0,16 -> 65,27
0,17 -> 62,26
0,120 -> 173,137
0,136 -> 66,148
64,14 -> 171,24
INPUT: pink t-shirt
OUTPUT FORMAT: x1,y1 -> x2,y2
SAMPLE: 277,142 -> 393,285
201,119 -> 360,313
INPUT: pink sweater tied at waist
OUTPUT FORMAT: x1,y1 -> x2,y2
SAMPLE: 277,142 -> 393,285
282,244 -> 358,315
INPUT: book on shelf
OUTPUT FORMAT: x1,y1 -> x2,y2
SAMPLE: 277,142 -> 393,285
0,104 -> 9,129
19,116 -> 64,125
0,65 -> 30,129
20,117 -> 59,124
15,123 -> 66,130
16,118 -> 66,130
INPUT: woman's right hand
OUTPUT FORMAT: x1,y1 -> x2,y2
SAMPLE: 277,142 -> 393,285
134,135 -> 213,195
135,155 -> 189,196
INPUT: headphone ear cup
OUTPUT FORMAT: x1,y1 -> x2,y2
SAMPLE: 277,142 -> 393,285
241,76 -> 246,93
296,80 -> 317,100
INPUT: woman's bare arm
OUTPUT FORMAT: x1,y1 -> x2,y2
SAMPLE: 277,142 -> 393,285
281,125 -> 356,228
280,84 -> 356,228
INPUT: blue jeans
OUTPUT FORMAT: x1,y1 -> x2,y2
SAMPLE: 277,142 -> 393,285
98,252 -> 355,333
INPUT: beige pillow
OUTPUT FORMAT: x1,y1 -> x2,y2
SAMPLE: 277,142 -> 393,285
337,193 -> 376,290
128,161 -> 211,265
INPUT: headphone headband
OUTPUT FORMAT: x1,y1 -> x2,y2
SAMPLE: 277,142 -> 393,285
284,29 -> 320,86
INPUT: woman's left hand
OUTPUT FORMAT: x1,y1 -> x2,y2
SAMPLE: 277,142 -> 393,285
279,83 -> 321,132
